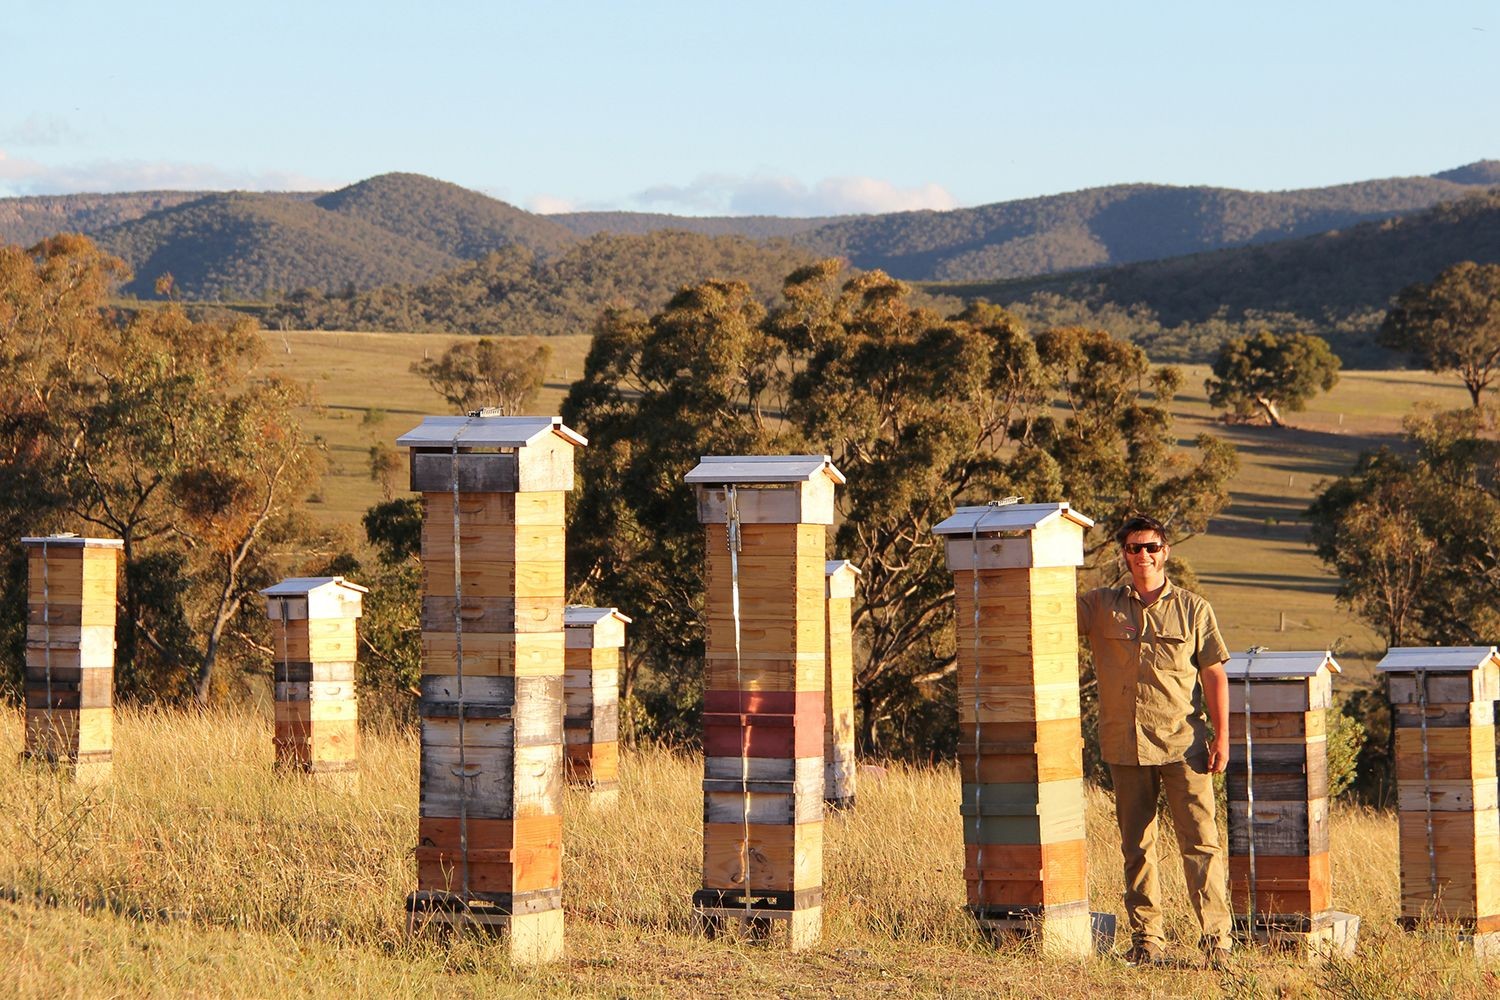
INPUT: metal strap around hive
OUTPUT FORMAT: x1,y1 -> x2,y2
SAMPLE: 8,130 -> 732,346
42,539 -> 54,755
1415,668 -> 1437,898
449,415 -> 479,903
725,484 -> 752,915
1241,654 -> 1259,931
278,598 -> 291,767
968,498 -> 1020,914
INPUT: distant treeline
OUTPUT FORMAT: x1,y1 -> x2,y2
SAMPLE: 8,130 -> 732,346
262,231 -> 822,336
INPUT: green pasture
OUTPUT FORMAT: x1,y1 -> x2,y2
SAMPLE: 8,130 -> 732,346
262,330 -> 1473,685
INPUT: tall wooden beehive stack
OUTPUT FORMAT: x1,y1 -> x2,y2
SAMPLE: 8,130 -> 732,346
563,606 -> 630,808
21,535 -> 121,784
931,503 -> 1100,957
397,413 -> 585,965
823,560 -> 860,811
262,576 -> 367,786
1224,649 -> 1359,958
685,455 -> 843,951
1377,646 -> 1500,959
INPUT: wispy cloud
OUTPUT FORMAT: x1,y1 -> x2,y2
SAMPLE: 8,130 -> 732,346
0,151 -> 334,196
1,115 -> 82,147
527,193 -> 579,214
632,172 -> 959,217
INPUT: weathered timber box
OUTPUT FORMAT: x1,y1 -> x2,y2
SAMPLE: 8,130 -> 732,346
21,535 -> 122,784
823,560 -> 859,810
1224,649 -> 1344,942
1378,646 -> 1500,937
933,502 -> 1097,957
562,606 -> 629,802
396,413 -> 584,965
686,455 -> 841,951
263,576 -> 366,780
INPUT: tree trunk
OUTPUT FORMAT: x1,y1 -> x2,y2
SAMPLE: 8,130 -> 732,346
1254,395 -> 1286,427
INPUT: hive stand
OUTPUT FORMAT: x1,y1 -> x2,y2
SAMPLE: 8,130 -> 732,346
685,455 -> 843,951
562,606 -> 631,808
823,560 -> 860,811
397,413 -> 585,965
262,576 -> 367,789
1225,649 -> 1359,960
931,502 -> 1111,959
1377,646 -> 1500,962
20,535 -> 122,785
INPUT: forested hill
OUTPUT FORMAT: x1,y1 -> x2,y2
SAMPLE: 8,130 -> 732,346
93,192 -> 463,299
930,190 -> 1500,360
0,190 -> 224,248
551,211 -> 833,239
798,173 -> 1496,281
264,230 -> 820,336
313,172 -> 577,258
0,162 -> 1494,300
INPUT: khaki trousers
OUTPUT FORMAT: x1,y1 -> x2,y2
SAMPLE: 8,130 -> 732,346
1108,758 -> 1232,951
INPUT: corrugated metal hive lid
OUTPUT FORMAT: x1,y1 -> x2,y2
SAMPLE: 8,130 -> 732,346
564,606 -> 633,627
825,559 -> 862,577
261,576 -> 370,596
932,502 -> 1094,536
685,454 -> 845,485
1226,649 -> 1340,679
396,414 -> 587,449
1376,646 -> 1500,673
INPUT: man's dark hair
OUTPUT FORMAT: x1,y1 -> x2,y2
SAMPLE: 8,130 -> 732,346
1115,514 -> 1168,547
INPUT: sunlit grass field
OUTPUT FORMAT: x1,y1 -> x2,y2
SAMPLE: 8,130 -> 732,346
4,709 -> 1495,998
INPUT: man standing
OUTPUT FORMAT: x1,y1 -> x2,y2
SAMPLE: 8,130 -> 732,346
1077,514 -> 1233,969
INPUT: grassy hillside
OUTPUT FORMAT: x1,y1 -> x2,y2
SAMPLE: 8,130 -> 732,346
264,329 -> 1475,678
4,710 -> 1491,999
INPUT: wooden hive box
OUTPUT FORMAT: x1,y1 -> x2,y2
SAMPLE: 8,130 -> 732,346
397,413 -> 585,965
823,560 -> 860,811
933,502 -> 1101,958
1223,649 -> 1360,954
262,576 -> 367,783
21,535 -> 122,785
1378,646 -> 1500,947
562,605 -> 630,807
686,455 -> 841,951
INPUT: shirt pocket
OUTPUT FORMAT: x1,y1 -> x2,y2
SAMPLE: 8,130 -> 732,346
1149,629 -> 1195,675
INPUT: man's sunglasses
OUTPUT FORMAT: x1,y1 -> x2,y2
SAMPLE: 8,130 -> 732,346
1124,542 -> 1166,555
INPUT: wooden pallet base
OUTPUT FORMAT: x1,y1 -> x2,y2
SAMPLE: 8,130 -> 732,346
1234,911 -> 1359,961
405,892 -> 563,964
693,903 -> 821,951
578,785 -> 619,810
970,905 -> 1114,958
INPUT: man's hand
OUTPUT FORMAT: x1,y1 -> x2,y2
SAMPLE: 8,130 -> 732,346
1207,733 -> 1230,774
1201,660 -> 1231,774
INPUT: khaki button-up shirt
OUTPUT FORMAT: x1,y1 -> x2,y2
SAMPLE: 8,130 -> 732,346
1078,581 -> 1229,766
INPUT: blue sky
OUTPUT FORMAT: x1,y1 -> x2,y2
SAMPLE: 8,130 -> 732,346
2,1 -> 1495,214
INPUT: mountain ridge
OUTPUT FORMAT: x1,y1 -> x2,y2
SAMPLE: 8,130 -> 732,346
0,162 -> 1493,301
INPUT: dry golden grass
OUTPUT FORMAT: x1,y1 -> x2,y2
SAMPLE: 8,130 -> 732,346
4,709 -> 1498,998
